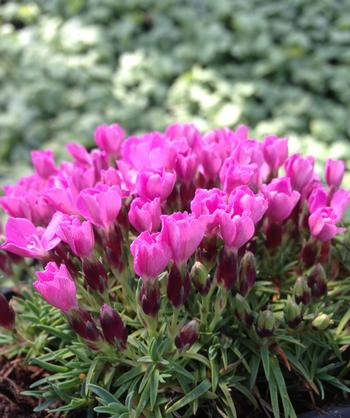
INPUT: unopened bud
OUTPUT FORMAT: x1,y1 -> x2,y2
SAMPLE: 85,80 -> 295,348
82,258 -> 108,293
301,240 -> 319,268
265,222 -> 283,249
256,310 -> 275,338
307,264 -> 327,298
284,297 -> 302,328
234,294 -> 253,326
68,308 -> 100,342
175,320 -> 199,351
0,293 -> 15,330
294,276 -> 311,305
100,304 -> 128,350
167,265 -> 190,308
196,236 -> 217,269
140,279 -> 160,317
215,248 -> 238,290
312,313 -> 330,331
239,251 -> 256,296
191,261 -> 211,295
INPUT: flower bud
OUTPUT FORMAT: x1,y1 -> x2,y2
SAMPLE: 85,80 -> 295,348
301,240 -> 319,268
215,248 -> 238,290
239,251 -> 256,296
100,304 -> 128,350
196,235 -> 217,269
284,297 -> 302,328
265,222 -> 283,249
68,308 -> 100,342
256,310 -> 275,338
294,276 -> 311,305
175,320 -> 199,351
167,265 -> 190,308
234,294 -> 253,326
312,313 -> 331,331
140,279 -> 160,317
190,261 -> 211,295
0,293 -> 15,330
82,258 -> 108,293
307,264 -> 327,298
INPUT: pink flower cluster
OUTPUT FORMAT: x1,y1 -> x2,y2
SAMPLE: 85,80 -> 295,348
0,123 -> 348,324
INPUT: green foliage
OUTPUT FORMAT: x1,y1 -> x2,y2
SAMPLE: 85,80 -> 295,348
2,226 -> 350,417
1,0 -> 350,185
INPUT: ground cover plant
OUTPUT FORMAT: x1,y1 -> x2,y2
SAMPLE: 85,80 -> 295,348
1,0 -> 350,186
0,123 -> 350,417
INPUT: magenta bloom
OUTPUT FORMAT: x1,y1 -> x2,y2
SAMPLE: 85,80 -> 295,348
136,168 -> 176,201
57,215 -> 95,258
191,188 -> 226,232
309,207 -> 345,242
77,184 -> 121,229
66,143 -> 92,167
217,211 -> 255,251
1,215 -> 61,258
263,135 -> 288,171
325,159 -> 345,189
220,158 -> 257,194
175,152 -> 198,182
31,150 -> 58,179
308,187 -> 328,213
262,177 -> 300,223
130,232 -> 171,279
94,123 -> 125,157
166,123 -> 201,150
228,186 -> 268,224
160,212 -> 206,266
34,262 -> 78,312
330,188 -> 350,221
285,154 -> 315,191
128,197 -> 161,233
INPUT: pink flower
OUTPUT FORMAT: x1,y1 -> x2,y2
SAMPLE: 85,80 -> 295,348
217,211 -> 255,251
160,212 -> 206,266
263,135 -> 288,171
66,143 -> 92,167
228,186 -> 268,224
94,123 -> 125,156
128,197 -> 161,233
165,123 -> 201,150
285,153 -> 315,191
31,150 -> 58,179
262,177 -> 300,223
175,152 -> 198,182
330,188 -> 350,221
77,184 -> 121,229
308,187 -> 328,213
1,214 -> 61,258
136,168 -> 176,201
34,262 -> 78,312
122,132 -> 176,170
309,207 -> 345,242
190,188 -> 226,232
57,215 -> 95,258
219,158 -> 257,194
130,232 -> 171,279
325,159 -> 345,189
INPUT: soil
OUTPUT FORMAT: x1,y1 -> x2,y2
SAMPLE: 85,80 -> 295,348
0,356 -> 86,418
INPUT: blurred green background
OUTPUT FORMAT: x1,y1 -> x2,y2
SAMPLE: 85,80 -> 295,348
1,0 -> 350,185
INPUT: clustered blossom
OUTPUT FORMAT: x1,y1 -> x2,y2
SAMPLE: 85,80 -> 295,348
0,122 -> 349,348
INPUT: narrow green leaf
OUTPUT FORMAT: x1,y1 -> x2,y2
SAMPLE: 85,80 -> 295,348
166,379 -> 211,414
269,376 -> 280,418
150,369 -> 160,411
88,384 -> 118,405
30,359 -> 68,373
249,356 -> 260,389
260,346 -> 270,380
219,383 -> 237,418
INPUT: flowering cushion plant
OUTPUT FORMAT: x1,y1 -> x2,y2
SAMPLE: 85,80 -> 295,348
0,123 -> 350,417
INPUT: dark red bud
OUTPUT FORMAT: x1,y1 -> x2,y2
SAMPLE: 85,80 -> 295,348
265,222 -> 283,249
239,251 -> 256,296
100,304 -> 128,350
68,308 -> 100,342
140,279 -> 160,317
301,240 -> 319,268
82,258 -> 108,293
167,265 -> 190,308
215,247 -> 238,290
307,263 -> 327,298
0,293 -> 15,330
175,320 -> 199,351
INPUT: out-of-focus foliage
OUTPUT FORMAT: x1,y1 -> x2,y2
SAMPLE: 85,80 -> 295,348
1,0 -> 350,184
